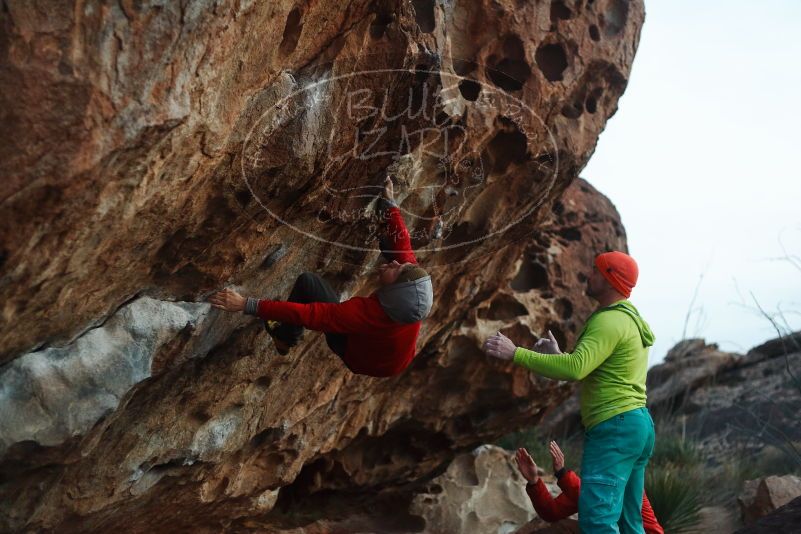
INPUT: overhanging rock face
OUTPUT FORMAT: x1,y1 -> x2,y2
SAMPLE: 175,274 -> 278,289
0,0 -> 642,531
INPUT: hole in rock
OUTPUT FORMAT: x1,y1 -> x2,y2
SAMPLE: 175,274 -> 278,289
535,42 -> 568,82
559,227 -> 582,241
501,322 -> 538,347
535,152 -> 555,167
486,118 -> 529,174
510,260 -> 549,292
561,102 -> 582,119
409,64 -> 436,118
589,24 -> 601,41
585,87 -> 603,114
550,1 -> 572,22
605,0 -> 628,36
369,8 -> 394,39
436,110 -> 454,127
414,63 -> 430,83
412,0 -> 435,33
458,79 -> 481,101
279,7 -> 303,56
486,35 -> 531,92
554,298 -> 574,320
478,293 -> 529,321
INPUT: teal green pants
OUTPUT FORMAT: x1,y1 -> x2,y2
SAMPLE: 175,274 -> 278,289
578,407 -> 655,533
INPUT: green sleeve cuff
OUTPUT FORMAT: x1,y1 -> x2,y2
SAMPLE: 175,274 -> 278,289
513,346 -> 540,369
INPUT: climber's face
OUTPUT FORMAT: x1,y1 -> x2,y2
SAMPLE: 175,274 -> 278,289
586,264 -> 608,301
378,260 -> 409,285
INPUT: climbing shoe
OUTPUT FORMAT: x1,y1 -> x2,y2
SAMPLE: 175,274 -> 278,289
264,320 -> 292,356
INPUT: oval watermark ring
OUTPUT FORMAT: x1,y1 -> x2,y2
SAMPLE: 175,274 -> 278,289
240,62 -> 559,258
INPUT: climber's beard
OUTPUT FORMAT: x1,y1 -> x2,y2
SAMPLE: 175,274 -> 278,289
585,278 -> 596,299
585,269 -> 606,302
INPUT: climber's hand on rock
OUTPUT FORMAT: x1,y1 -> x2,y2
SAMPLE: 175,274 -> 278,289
533,330 -> 561,354
549,440 -> 565,473
515,448 -> 539,483
483,332 -> 516,361
384,175 -> 395,201
208,288 -> 246,312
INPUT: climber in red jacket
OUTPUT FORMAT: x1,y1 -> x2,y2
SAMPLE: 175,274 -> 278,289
515,441 -> 663,534
208,176 -> 434,377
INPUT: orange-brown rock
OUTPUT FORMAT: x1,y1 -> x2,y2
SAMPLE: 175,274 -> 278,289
0,0 -> 642,531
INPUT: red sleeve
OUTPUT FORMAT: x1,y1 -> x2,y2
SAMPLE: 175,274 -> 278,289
641,492 -> 664,534
382,206 -> 417,264
557,470 -> 581,504
525,480 -> 576,522
256,297 -> 387,334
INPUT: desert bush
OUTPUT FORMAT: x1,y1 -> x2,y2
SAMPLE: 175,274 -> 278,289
645,464 -> 704,533
650,432 -> 702,469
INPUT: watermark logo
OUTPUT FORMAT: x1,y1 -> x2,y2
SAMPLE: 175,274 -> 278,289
240,61 -> 558,263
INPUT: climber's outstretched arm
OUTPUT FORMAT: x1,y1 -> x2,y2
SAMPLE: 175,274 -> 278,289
379,176 -> 417,264
209,288 -> 381,334
248,297 -> 381,334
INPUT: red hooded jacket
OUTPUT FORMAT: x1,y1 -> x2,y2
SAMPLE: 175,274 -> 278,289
526,470 -> 663,534
254,207 -> 421,377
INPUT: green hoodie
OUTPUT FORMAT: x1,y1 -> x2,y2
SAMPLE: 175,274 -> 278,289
513,300 -> 655,430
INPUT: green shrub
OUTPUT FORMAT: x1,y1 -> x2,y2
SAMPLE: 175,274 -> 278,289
651,433 -> 702,468
645,464 -> 704,534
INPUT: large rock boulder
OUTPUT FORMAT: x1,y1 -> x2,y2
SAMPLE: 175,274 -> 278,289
733,495 -> 801,533
739,475 -> 801,525
410,444 -> 536,533
0,0 -> 643,531
409,444 -> 580,534
666,334 -> 801,459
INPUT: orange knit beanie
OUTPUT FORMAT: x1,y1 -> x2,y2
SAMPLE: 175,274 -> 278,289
594,251 -> 638,298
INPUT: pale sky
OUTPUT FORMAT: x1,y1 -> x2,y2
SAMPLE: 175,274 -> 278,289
582,0 -> 801,365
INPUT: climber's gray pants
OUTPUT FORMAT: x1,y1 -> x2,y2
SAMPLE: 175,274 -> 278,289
269,272 -> 347,357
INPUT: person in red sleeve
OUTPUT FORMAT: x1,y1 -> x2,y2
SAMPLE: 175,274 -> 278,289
208,176 -> 434,378
515,441 -> 663,534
